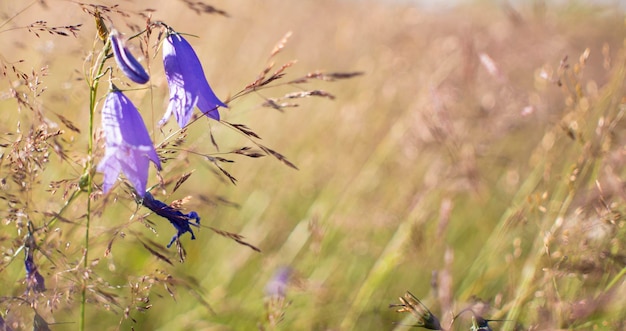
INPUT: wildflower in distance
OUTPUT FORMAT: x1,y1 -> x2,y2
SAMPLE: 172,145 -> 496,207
97,87 -> 161,197
160,29 -> 226,128
265,267 -> 292,298
263,266 -> 292,328
141,192 -> 200,248
110,29 -> 150,84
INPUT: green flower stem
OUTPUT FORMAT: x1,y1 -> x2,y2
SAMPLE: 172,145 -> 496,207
80,38 -> 111,331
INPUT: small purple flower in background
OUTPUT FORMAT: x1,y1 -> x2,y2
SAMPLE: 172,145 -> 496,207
110,29 -> 150,84
141,192 -> 200,248
263,266 -> 292,327
24,248 -> 45,294
265,267 -> 292,298
160,31 -> 226,128
97,88 -> 161,197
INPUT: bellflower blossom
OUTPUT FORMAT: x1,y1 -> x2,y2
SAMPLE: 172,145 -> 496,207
110,29 -> 150,84
97,88 -> 161,197
141,192 -> 201,248
25,248 -> 46,293
264,267 -> 292,298
160,31 -> 226,128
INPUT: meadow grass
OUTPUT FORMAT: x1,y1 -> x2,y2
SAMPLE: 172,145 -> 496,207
0,0 -> 625,330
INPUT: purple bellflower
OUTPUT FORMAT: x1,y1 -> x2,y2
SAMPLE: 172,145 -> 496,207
110,29 -> 150,84
25,248 -> 46,294
97,88 -> 161,197
141,192 -> 200,248
265,267 -> 292,298
160,31 -> 226,128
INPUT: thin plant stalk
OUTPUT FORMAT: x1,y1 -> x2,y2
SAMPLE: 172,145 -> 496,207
80,37 -> 111,331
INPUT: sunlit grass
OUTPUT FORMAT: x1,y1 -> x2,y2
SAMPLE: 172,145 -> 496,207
0,0 -> 625,330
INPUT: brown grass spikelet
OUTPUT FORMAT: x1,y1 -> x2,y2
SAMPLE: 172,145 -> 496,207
227,122 -> 262,139
289,71 -> 364,83
283,90 -> 336,100
180,0 -> 229,17
270,31 -> 293,58
172,171 -> 194,193
26,21 -> 82,38
208,226 -> 261,252
140,241 -> 174,266
259,145 -> 298,170
169,195 -> 192,210
232,146 -> 265,158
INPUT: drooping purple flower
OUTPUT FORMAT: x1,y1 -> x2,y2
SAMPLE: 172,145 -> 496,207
110,29 -> 150,84
25,249 -> 45,294
97,88 -> 161,197
141,192 -> 200,248
160,31 -> 226,128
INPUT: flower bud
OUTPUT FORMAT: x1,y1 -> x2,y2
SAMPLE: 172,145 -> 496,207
110,29 -> 150,84
94,10 -> 108,41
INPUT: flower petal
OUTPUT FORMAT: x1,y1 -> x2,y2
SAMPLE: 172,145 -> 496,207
97,149 -> 122,194
98,89 -> 161,196
161,32 -> 225,127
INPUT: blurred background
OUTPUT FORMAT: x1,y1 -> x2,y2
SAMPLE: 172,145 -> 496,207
1,0 -> 625,330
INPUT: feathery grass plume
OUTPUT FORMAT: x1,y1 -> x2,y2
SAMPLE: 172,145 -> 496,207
160,26 -> 226,127
140,192 -> 200,248
25,21 -> 82,38
109,29 -> 150,84
97,87 -> 161,197
390,291 -> 442,330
